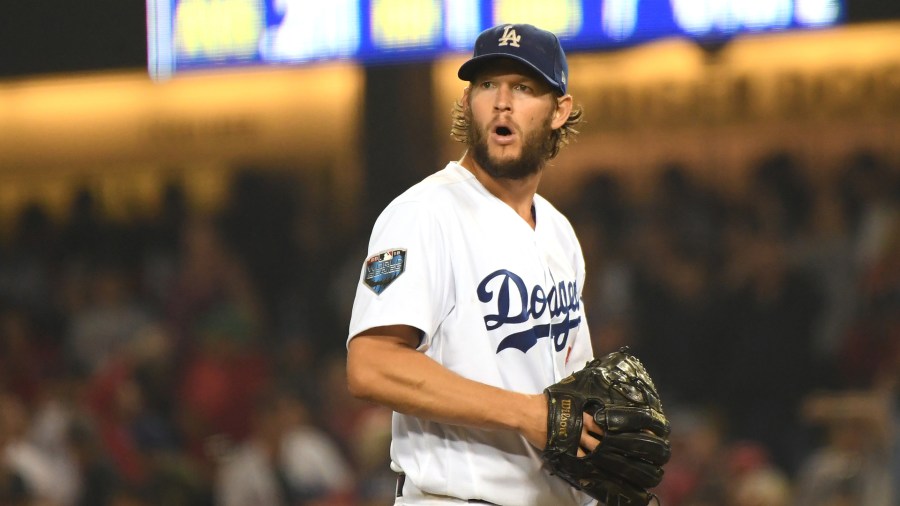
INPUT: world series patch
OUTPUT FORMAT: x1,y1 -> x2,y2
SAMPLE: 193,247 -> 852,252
363,249 -> 407,295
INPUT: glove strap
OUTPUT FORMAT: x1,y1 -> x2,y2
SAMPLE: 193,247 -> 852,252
545,391 -> 583,453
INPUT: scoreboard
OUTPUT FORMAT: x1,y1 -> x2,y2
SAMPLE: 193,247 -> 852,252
148,0 -> 843,79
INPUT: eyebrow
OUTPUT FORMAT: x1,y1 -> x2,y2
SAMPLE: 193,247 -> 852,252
475,72 -> 542,85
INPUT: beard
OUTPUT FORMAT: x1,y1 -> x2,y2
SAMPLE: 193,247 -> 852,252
467,110 -> 554,180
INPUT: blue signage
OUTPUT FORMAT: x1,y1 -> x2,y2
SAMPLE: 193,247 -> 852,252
148,0 -> 844,79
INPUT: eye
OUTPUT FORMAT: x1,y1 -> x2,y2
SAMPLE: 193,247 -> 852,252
514,83 -> 532,93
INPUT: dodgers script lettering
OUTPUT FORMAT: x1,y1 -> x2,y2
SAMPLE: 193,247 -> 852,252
476,269 -> 581,354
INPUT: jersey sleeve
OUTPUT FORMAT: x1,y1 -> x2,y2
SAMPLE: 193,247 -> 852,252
347,200 -> 452,351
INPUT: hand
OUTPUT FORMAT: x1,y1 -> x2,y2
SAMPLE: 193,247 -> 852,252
578,413 -> 604,457
521,394 -> 605,455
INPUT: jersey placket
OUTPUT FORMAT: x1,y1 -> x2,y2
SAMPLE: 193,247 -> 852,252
533,233 -> 567,383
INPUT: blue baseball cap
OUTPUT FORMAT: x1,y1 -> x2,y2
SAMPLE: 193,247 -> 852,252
458,23 -> 568,95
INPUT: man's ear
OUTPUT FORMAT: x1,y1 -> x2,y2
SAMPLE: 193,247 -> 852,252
551,94 -> 573,130
462,86 -> 472,111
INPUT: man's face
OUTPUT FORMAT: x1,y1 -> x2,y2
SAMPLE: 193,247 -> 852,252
464,60 -> 559,180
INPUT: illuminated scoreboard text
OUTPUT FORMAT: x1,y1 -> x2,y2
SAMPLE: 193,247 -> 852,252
148,0 -> 843,78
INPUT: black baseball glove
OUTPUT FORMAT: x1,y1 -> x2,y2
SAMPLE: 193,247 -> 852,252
542,348 -> 671,505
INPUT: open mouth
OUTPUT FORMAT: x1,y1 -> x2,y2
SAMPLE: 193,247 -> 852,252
495,126 -> 512,137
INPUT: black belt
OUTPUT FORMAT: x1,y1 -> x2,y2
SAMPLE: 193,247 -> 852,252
395,473 -> 499,505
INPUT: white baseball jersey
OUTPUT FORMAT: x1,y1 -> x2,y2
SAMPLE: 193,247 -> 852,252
348,161 -> 595,506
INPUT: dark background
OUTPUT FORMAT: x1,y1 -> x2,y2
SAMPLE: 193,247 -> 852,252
1,0 -> 899,78
0,2 -> 898,505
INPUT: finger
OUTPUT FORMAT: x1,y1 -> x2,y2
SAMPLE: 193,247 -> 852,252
583,412 -> 605,439
601,432 -> 671,465
580,413 -> 603,455
579,433 -> 599,455
601,407 -> 670,436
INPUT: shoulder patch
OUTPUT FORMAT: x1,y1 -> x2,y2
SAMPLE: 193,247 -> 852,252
363,249 -> 407,295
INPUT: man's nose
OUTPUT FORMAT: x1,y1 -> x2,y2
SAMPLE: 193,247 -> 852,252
493,85 -> 512,112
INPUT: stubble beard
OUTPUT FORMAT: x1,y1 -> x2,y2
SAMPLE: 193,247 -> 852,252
467,110 -> 554,180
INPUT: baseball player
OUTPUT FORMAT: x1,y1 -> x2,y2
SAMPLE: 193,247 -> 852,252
347,24 -> 600,505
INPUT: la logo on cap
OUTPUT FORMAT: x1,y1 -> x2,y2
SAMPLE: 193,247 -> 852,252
498,25 -> 521,47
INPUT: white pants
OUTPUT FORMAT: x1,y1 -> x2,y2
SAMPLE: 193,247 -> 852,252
394,474 -> 497,505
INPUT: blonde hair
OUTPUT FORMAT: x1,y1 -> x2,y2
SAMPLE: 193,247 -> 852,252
449,95 -> 583,160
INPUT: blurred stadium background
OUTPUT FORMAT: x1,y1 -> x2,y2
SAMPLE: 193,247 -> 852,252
0,1 -> 898,505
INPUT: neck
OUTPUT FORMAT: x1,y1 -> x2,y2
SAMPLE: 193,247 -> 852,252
459,151 -> 541,228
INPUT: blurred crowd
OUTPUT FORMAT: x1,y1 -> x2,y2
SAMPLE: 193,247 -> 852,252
0,171 -> 387,506
569,150 -> 900,506
0,149 -> 897,506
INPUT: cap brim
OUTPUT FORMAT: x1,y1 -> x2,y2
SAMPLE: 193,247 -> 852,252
457,54 -> 562,94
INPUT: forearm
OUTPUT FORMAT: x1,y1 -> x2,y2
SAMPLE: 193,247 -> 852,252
347,329 -> 546,446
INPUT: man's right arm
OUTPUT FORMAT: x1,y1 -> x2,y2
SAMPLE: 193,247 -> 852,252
346,324 -> 549,448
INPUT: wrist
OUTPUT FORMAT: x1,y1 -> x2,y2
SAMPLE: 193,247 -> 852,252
520,393 -> 548,450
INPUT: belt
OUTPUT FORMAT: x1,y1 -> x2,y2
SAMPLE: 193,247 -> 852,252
396,473 -> 499,505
